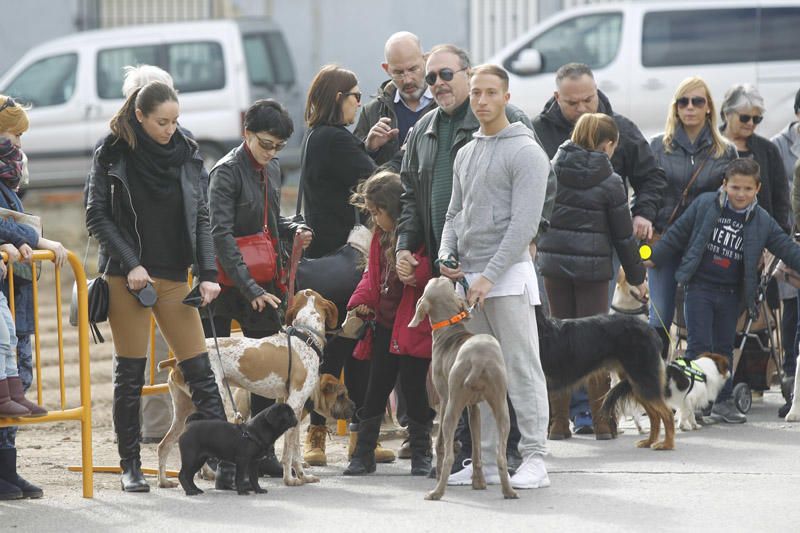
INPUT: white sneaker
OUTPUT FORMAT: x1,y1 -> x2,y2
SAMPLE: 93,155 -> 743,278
510,455 -> 550,489
447,460 -> 500,486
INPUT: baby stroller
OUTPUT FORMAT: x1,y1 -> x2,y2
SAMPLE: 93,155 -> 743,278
672,253 -> 785,414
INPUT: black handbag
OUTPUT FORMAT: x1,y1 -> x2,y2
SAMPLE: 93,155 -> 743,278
294,129 -> 370,315
70,237 -> 109,343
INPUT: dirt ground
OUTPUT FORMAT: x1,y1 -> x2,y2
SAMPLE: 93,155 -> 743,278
7,187 -> 408,499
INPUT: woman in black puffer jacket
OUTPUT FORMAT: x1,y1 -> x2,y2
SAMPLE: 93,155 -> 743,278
538,113 -> 646,442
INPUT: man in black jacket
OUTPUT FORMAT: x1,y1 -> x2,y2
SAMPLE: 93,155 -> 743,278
532,63 -> 666,242
353,31 -> 436,168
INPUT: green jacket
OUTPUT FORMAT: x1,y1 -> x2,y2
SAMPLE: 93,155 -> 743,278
396,102 -> 556,266
353,80 -> 437,167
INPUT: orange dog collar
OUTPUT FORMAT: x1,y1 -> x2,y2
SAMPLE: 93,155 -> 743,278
431,311 -> 469,331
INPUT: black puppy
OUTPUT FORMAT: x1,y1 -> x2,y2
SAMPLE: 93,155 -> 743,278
178,403 -> 297,496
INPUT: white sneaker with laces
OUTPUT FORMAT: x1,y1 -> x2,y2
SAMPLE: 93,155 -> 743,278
510,455 -> 550,489
446,459 -> 500,486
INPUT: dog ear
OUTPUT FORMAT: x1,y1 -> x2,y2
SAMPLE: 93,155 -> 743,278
409,297 -> 429,327
319,373 -> 340,394
320,298 -> 339,330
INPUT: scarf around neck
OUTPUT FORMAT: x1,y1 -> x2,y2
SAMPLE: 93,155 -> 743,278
0,137 -> 23,189
126,114 -> 191,196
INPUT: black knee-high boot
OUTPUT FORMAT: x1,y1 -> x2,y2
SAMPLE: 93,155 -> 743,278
408,409 -> 435,476
114,357 -> 149,492
343,414 -> 381,476
251,394 -> 283,478
177,353 -> 232,489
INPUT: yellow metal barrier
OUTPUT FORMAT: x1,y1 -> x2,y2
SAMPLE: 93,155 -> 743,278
0,250 -> 94,498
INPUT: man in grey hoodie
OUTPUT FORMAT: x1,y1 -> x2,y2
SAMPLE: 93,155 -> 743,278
439,65 -> 551,490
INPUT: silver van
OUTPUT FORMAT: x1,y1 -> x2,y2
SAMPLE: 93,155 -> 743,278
490,0 -> 800,138
0,18 -> 302,188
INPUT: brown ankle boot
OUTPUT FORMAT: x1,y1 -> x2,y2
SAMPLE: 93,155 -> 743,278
303,424 -> 328,466
0,379 -> 29,418
374,440 -> 396,463
7,377 -> 47,417
548,389 -> 571,440
587,373 -> 614,440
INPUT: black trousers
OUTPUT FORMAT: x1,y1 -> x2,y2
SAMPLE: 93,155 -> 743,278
361,325 -> 431,422
309,336 -> 370,425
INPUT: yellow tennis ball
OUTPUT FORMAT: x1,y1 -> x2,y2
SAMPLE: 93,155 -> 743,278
639,244 -> 652,260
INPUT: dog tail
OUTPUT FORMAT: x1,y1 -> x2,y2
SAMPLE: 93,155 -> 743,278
158,358 -> 179,372
601,379 -> 634,422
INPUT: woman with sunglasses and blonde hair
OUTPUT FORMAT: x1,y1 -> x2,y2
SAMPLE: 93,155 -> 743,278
720,84 -> 791,232
648,77 -> 737,359
299,64 -> 383,468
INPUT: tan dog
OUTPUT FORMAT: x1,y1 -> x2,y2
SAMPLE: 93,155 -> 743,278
157,289 -> 354,488
409,278 -> 517,501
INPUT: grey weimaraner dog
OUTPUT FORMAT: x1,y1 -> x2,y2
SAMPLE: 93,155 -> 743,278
409,277 -> 517,501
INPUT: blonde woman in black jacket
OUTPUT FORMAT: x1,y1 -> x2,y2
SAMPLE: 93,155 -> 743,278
86,81 -> 222,493
538,113 -> 646,441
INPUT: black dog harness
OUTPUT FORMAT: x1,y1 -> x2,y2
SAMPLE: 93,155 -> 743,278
238,425 -> 268,452
283,325 -> 324,396
669,358 -> 706,397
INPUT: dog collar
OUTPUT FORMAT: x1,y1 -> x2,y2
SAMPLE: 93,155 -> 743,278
239,426 -> 268,450
431,311 -> 469,331
285,326 -> 324,359
610,303 -> 649,317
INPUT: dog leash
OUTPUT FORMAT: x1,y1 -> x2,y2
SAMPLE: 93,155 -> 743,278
205,305 -> 244,424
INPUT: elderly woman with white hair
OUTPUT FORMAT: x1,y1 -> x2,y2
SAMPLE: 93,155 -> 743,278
720,84 -> 791,232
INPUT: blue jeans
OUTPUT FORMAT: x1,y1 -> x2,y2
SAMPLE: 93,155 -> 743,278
0,293 -> 18,380
684,280 -> 740,402
648,252 -> 682,331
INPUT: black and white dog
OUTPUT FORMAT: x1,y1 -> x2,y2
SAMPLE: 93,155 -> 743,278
178,403 -> 298,496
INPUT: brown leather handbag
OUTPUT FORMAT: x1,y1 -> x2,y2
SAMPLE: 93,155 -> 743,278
649,150 -> 711,245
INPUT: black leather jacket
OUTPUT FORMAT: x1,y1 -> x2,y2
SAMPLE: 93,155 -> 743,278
208,144 -> 307,330
85,134 -> 216,280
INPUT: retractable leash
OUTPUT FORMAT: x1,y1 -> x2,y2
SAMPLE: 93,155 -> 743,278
205,305 -> 244,424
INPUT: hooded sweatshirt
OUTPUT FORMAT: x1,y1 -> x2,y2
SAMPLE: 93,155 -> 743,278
539,141 -> 645,284
439,121 -> 550,283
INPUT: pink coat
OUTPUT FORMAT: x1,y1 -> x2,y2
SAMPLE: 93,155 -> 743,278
347,229 -> 432,360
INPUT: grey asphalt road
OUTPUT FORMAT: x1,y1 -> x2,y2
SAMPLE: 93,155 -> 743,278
3,390 -> 799,533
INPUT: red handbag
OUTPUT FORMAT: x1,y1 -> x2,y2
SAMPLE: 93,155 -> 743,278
216,176 -> 277,287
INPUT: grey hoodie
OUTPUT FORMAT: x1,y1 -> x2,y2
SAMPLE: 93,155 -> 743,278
439,121 -> 550,283
771,121 -> 800,185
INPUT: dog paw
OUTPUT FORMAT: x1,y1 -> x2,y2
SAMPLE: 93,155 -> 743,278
635,439 -> 653,448
425,490 -> 443,501
237,490 -> 251,496
284,477 -> 305,487
254,488 -> 268,494
651,440 -> 674,451
158,479 -> 178,489
786,409 -> 800,422
301,474 -> 320,484
503,489 -> 519,500
472,479 -> 487,490
184,488 -> 203,496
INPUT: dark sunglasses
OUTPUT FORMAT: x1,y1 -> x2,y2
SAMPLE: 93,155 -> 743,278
0,97 -> 17,113
738,114 -> 763,125
424,67 -> 467,86
254,134 -> 287,152
675,96 -> 707,109
341,91 -> 362,103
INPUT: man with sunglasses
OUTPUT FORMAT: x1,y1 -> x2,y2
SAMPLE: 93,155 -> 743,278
354,32 -> 436,168
395,44 -> 555,476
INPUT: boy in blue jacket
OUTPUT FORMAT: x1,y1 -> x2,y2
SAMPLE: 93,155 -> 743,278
647,158 -> 800,424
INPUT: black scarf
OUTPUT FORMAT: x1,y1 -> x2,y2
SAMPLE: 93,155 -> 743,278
126,114 -> 191,196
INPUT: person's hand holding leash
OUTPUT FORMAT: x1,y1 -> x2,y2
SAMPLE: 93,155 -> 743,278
199,281 -> 221,306
352,304 -> 373,316
632,216 -> 653,241
396,249 -> 418,285
296,228 -> 313,249
438,259 -> 464,282
127,265 -> 154,291
467,276 -> 494,310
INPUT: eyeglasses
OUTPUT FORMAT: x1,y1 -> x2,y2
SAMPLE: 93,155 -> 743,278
341,91 -> 362,103
389,65 -> 422,81
676,96 -> 707,109
738,114 -> 763,125
424,67 -> 467,86
0,97 -> 17,114
253,134 -> 287,152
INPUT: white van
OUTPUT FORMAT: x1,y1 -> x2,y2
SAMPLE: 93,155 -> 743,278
0,18 -> 302,188
490,0 -> 800,139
